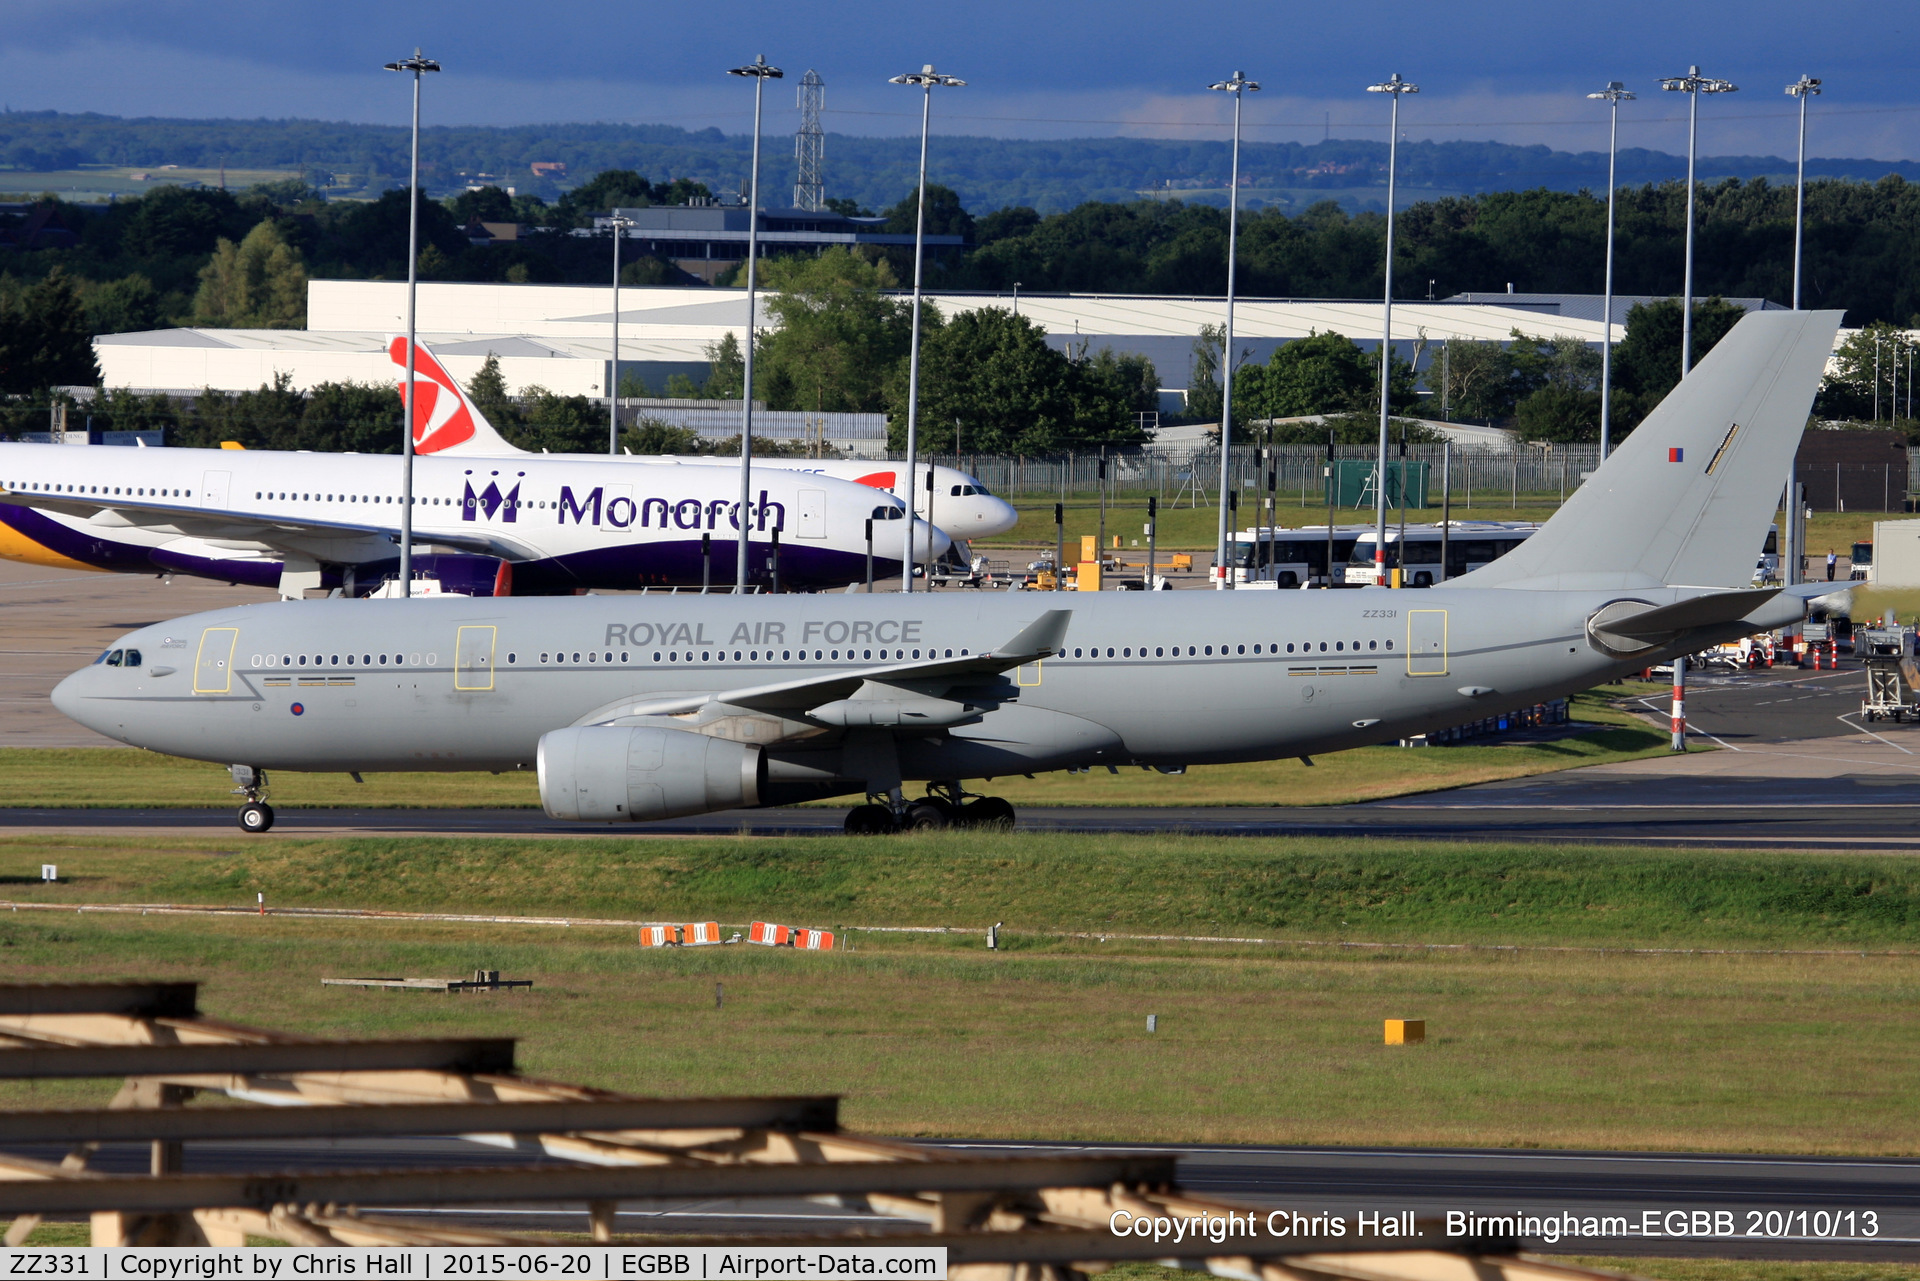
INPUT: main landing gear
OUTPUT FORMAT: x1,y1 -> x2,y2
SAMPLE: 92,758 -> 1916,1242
231,764 -> 274,834
842,782 -> 1017,835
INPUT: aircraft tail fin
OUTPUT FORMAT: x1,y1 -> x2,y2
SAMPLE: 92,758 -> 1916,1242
387,337 -> 526,457
1453,309 -> 1842,591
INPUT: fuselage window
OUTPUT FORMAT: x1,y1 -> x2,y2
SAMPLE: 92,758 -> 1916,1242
1319,642 -> 1328,652
1155,646 -> 1164,657
620,651 -> 629,663
378,654 -> 388,665
1369,640 -> 1378,650
1287,643 -> 1295,653
507,653 -> 517,664
653,652 -> 662,662
1253,644 -> 1261,654
298,656 -> 307,666
1073,648 -> 1082,658
699,651 -> 710,662
346,654 -> 355,666
749,650 -> 758,661
1386,640 -> 1394,650
666,652 -> 676,662
782,650 -> 792,660
830,649 -> 839,660
540,652 -> 550,663
282,655 -> 292,666
587,651 -> 596,663
1204,646 -> 1213,656
250,654 -> 262,667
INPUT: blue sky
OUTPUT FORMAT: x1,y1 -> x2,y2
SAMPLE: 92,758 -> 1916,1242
5,0 -> 1916,159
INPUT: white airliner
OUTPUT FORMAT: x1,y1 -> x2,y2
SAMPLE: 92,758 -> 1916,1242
0,340 -> 946,596
662,457 -> 1018,540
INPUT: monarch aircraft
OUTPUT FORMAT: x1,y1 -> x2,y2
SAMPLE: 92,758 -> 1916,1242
54,311 -> 1841,834
0,340 -> 946,597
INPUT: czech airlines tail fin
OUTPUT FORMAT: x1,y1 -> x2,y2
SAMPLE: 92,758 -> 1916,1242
387,337 -> 526,457
1455,309 -> 1842,592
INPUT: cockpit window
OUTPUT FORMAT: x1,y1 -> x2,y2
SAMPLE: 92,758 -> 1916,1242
124,649 -> 141,667
104,649 -> 124,667
94,649 -> 115,665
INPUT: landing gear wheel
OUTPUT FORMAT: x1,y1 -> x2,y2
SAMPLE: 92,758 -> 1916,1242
903,799 -> 957,831
844,804 -> 898,836
237,802 -> 275,834
959,797 -> 1016,830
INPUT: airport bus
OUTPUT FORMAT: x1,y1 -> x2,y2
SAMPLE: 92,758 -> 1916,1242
1342,521 -> 1542,586
1226,525 -> 1372,588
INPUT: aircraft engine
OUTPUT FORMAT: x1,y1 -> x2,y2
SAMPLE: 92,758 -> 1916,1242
537,725 -> 763,822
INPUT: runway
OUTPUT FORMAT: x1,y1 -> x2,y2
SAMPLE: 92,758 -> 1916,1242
5,1136 -> 1914,1261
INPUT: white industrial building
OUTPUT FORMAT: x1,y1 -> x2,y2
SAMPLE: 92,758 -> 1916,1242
96,279 -> 1627,406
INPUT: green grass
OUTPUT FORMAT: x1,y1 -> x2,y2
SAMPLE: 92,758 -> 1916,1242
1,895 -> 1918,1152
1572,1262 -> 1920,1281
0,685 -> 1672,810
7,834 -> 1920,950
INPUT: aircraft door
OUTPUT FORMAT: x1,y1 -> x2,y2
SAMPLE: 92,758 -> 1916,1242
200,471 -> 231,509
454,625 -> 498,691
193,627 -> 240,694
796,488 -> 827,539
601,484 -> 635,534
1407,610 -> 1448,676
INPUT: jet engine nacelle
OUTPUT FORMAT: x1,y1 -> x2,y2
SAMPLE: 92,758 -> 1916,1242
537,725 -> 763,822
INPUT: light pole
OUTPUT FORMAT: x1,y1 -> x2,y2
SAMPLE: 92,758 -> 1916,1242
1207,70 -> 1260,590
1786,75 -> 1821,309
606,213 -> 632,455
1587,82 -> 1633,460
383,48 -> 439,600
1367,72 -> 1417,586
888,63 -> 965,594
1660,66 -> 1737,378
729,54 -> 783,592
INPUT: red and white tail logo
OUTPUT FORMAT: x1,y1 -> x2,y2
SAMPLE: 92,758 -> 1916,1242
387,337 -> 523,456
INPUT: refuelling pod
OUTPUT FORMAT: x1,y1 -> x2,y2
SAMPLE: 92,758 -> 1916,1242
538,725 -> 762,822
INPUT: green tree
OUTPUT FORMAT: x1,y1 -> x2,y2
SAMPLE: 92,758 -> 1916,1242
0,269 -> 99,393
901,307 -> 1146,454
1514,384 -> 1603,442
883,183 -> 975,240
192,221 -> 308,327
1612,297 -> 1746,413
1236,329 -> 1374,419
623,418 -> 702,453
703,332 -> 746,401
1184,324 -> 1225,427
1428,338 -> 1511,420
1819,322 -> 1910,421
447,185 -> 515,224
301,381 -> 404,452
465,355 -> 521,432
755,248 -> 911,413
84,274 -> 161,335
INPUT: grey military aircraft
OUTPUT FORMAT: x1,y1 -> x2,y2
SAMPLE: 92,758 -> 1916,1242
54,310 -> 1842,834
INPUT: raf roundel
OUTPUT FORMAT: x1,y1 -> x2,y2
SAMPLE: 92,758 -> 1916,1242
289,702 -> 305,717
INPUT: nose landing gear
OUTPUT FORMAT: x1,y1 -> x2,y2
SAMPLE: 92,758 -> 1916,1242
230,764 -> 274,834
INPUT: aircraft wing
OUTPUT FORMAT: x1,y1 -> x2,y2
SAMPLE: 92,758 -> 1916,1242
0,487 -> 536,560
578,609 -> 1074,722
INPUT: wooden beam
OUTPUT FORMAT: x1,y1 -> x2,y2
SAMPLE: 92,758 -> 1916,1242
0,984 -> 197,1019
0,1039 -> 516,1079
0,1153 -> 1178,1215
0,1097 -> 839,1143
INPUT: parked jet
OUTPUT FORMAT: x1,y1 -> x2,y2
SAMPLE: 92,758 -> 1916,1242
54,311 -> 1841,834
0,340 -> 946,596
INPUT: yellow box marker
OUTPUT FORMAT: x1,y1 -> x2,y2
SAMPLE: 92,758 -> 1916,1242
1384,1019 -> 1425,1045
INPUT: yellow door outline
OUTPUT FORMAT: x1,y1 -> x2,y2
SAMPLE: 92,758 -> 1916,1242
455,625 -> 498,691
1016,660 -> 1044,687
193,628 -> 240,694
1407,610 -> 1448,676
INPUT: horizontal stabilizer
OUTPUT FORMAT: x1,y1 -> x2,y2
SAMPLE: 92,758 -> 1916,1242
1597,588 -> 1782,641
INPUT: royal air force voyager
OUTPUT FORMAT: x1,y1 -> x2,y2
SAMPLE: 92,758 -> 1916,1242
0,340 -> 950,597
55,311 -> 1841,834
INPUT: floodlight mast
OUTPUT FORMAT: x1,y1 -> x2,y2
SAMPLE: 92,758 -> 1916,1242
606,213 -> 632,455
1660,66 -> 1737,378
1587,82 -> 1634,460
383,48 -> 440,600
1207,70 -> 1260,590
1366,72 -> 1417,586
728,54 -> 783,593
1785,75 -> 1822,310
888,64 -> 965,594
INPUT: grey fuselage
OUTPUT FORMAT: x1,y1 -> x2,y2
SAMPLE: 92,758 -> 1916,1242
53,585 -> 1765,789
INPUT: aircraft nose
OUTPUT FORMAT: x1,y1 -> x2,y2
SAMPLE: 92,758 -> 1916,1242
981,497 -> 1019,536
51,665 -> 104,732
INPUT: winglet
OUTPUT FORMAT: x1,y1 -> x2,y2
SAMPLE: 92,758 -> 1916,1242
992,610 -> 1072,660
387,336 -> 526,457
